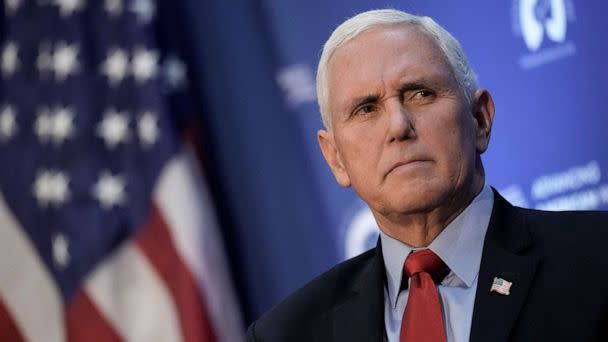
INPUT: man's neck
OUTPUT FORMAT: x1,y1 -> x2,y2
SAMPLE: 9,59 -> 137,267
375,177 -> 485,247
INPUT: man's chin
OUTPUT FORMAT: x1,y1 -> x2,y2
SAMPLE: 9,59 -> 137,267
382,186 -> 452,215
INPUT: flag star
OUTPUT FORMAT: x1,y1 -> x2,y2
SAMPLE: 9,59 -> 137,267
34,107 -> 53,143
53,0 -> 85,17
163,55 -> 187,90
33,171 -> 54,206
52,233 -> 70,268
97,108 -> 130,149
4,0 -> 23,15
51,106 -> 75,145
131,47 -> 158,83
32,169 -> 70,207
137,111 -> 159,147
104,0 -> 123,17
100,48 -> 129,85
0,104 -> 18,141
130,0 -> 155,23
53,42 -> 80,81
91,171 -> 127,209
1,41 -> 20,78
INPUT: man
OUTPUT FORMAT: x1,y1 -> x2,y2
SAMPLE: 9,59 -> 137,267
247,9 -> 608,342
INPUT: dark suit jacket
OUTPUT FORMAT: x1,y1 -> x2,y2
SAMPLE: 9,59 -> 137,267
247,192 -> 608,341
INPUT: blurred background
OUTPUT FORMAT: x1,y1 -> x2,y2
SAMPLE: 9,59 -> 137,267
0,0 -> 606,341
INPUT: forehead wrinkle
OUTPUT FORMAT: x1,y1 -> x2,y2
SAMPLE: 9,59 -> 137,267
375,26 -> 455,84
329,61 -> 388,114
344,74 -> 388,112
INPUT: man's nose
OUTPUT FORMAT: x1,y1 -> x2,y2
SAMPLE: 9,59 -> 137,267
387,103 -> 414,143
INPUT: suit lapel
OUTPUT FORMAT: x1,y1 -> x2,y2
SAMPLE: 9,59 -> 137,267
469,190 -> 541,342
332,240 -> 385,342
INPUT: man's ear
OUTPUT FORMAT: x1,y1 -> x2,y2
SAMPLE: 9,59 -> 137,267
471,88 -> 495,154
317,129 -> 351,187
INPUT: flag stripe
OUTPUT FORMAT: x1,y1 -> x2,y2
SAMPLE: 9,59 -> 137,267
66,289 -> 121,342
0,298 -> 25,342
0,191 -> 65,342
155,151 -> 245,342
135,203 -> 216,342
84,242 -> 183,342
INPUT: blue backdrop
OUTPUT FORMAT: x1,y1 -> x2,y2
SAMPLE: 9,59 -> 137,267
173,0 -> 608,323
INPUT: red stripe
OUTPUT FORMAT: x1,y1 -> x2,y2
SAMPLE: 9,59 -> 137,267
66,289 -> 122,342
135,203 -> 216,342
0,298 -> 24,342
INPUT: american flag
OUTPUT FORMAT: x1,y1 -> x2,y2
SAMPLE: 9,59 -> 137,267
490,277 -> 512,296
0,0 -> 243,341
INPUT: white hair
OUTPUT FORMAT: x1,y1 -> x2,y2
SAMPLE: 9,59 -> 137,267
316,9 -> 478,130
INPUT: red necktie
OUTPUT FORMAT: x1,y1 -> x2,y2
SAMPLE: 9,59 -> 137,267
400,249 -> 449,342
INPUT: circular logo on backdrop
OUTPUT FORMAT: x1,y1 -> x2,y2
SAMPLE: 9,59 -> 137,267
512,0 -> 576,69
519,0 -> 567,51
341,204 -> 379,260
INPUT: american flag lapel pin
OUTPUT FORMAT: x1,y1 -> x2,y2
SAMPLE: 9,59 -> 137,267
490,277 -> 512,295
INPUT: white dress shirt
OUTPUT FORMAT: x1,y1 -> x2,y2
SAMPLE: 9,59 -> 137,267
381,184 -> 494,342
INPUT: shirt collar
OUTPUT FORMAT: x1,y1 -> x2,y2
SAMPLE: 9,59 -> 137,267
380,184 -> 494,308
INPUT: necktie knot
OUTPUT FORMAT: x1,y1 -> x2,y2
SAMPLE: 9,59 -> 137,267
403,249 -> 448,283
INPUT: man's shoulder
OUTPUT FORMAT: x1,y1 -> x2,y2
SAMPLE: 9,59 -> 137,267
515,206 -> 608,267
247,247 -> 379,341
493,190 -> 608,243
519,206 -> 608,238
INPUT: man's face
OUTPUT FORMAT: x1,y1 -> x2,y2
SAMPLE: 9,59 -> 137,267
318,25 -> 493,219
